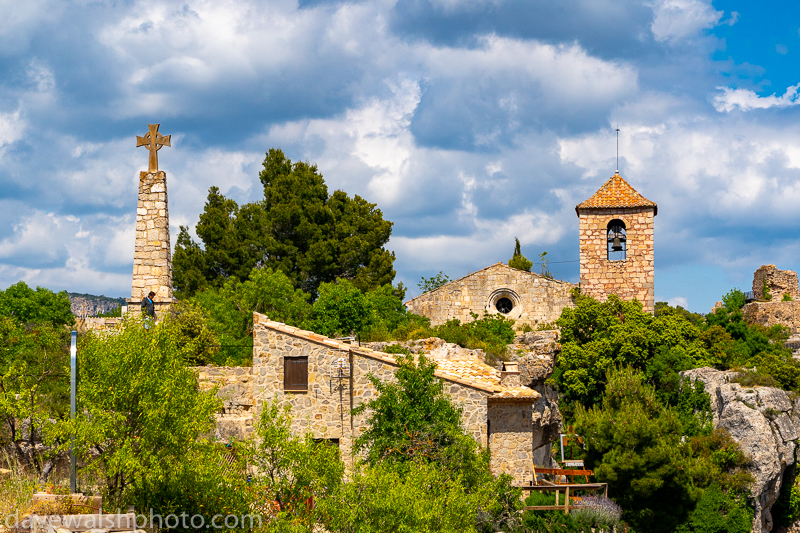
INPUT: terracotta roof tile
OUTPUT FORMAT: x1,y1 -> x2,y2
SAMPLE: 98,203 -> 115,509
576,172 -> 657,215
254,313 -> 539,401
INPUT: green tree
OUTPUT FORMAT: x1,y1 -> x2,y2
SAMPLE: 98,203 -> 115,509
0,282 -> 74,327
508,238 -> 533,272
248,399 -> 343,522
0,319 -> 69,481
418,271 -> 451,293
166,300 -> 220,366
174,149 -> 396,297
191,267 -> 311,365
58,317 -> 221,507
352,354 -> 490,489
576,367 -> 752,533
309,279 -> 371,338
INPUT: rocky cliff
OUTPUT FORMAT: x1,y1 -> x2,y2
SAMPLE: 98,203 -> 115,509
68,292 -> 125,316
682,367 -> 799,533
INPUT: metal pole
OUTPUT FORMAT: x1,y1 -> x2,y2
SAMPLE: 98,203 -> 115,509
70,330 -> 77,493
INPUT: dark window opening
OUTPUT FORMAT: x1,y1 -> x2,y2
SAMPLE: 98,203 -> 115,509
495,297 -> 513,314
284,356 -> 308,391
314,438 -> 340,447
607,219 -> 627,261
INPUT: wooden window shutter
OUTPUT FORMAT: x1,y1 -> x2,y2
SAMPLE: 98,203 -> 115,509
284,357 -> 308,391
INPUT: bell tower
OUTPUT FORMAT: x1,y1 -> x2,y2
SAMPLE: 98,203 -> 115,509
576,171 -> 657,313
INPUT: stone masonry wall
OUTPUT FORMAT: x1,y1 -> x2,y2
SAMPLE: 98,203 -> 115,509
753,265 -> 800,301
743,301 -> 800,334
194,366 -> 255,441
252,323 -> 492,465
578,207 -> 655,313
405,262 -> 574,327
128,171 -> 172,314
488,402 -> 535,483
248,316 -> 546,480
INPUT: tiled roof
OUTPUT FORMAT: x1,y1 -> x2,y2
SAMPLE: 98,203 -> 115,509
254,313 -> 539,401
576,172 -> 657,215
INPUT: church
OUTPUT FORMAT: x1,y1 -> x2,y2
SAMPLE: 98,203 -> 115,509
404,171 -> 658,326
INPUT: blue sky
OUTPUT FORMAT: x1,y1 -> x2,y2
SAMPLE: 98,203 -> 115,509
0,0 -> 799,312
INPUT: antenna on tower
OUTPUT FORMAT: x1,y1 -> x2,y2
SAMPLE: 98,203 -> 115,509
615,127 -> 620,173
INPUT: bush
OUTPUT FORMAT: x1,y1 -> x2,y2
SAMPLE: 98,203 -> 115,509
675,484 -> 752,533
310,279 -> 370,338
571,496 -> 622,530
434,312 -> 515,363
731,370 -> 779,388
508,238 -> 533,272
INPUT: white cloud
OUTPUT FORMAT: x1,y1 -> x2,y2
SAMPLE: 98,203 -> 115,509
666,296 -> 689,308
713,84 -> 800,112
649,0 -> 722,42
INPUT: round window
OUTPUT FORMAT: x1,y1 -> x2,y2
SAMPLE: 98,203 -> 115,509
495,297 -> 513,314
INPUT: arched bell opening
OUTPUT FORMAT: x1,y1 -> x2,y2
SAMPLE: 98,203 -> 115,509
607,219 -> 627,260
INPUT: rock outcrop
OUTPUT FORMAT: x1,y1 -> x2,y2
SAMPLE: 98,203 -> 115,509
682,367 -> 799,533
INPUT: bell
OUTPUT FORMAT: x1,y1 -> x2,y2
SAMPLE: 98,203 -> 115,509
611,237 -> 623,252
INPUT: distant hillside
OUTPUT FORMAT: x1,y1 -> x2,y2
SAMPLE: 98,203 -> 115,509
68,292 -> 126,317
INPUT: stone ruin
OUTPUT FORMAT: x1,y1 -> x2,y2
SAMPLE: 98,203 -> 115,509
753,265 -> 800,302
743,266 -> 800,338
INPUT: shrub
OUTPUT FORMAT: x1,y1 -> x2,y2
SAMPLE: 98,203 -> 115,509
418,272 -> 451,293
784,293 -> 793,302
572,496 -> 622,529
434,312 -> 515,363
508,238 -> 533,272
731,370 -> 779,388
0,454 -> 36,528
675,484 -> 752,533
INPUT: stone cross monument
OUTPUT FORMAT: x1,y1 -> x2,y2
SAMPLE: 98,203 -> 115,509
126,124 -> 174,316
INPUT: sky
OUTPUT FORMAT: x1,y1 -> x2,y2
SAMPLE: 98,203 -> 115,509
0,0 -> 799,312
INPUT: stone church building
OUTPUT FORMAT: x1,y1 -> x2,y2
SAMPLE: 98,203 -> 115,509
405,170 -> 658,324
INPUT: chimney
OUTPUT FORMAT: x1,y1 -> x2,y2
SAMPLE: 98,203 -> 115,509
500,361 -> 521,388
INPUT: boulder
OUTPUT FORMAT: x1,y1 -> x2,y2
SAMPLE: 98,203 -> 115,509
682,367 -> 799,533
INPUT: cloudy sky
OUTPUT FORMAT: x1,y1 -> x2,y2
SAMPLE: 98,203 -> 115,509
0,0 -> 798,312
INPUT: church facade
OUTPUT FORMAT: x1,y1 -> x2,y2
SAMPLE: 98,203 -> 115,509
406,171 -> 657,324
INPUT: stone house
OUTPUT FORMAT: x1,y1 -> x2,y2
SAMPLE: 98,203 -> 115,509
249,312 -> 545,481
744,265 -> 800,335
404,262 -> 575,328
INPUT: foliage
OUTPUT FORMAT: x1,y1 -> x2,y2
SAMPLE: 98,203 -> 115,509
309,279 -> 371,338
674,484 -> 752,533
575,367 -> 752,533
655,301 -> 704,325
0,318 -> 69,480
773,465 -> 800,527
174,149 -> 395,297
191,267 -> 311,365
722,288 -> 747,311
730,369 -> 779,388
521,492 -> 588,532
0,281 -> 74,327
538,251 -> 552,279
359,283 -> 409,341
166,300 -> 220,365
248,399 -> 344,521
571,496 -> 622,530
0,453 -> 37,528
784,293 -> 794,302
352,354 -> 490,487
433,312 -> 516,363
508,238 -> 533,272
316,461 -> 517,533
57,317 -> 221,509
763,279 -> 772,301
418,271 -> 451,293
95,306 -> 122,317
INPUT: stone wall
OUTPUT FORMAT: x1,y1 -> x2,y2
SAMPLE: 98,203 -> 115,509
753,265 -> 800,301
743,301 -> 800,334
251,315 -> 547,480
488,402 -> 535,483
127,170 -> 173,315
194,366 -> 255,441
404,262 -> 574,328
578,207 -> 655,313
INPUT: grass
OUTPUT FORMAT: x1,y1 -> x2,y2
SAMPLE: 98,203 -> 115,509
0,453 -> 37,527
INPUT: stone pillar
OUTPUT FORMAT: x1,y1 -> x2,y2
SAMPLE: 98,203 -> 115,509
126,171 -> 173,316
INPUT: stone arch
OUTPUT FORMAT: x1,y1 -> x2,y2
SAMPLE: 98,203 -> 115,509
486,288 -> 523,320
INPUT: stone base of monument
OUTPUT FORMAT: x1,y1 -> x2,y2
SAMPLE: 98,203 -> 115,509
125,298 -> 175,319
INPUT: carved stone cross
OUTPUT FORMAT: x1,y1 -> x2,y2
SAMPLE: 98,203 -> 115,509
136,124 -> 171,172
